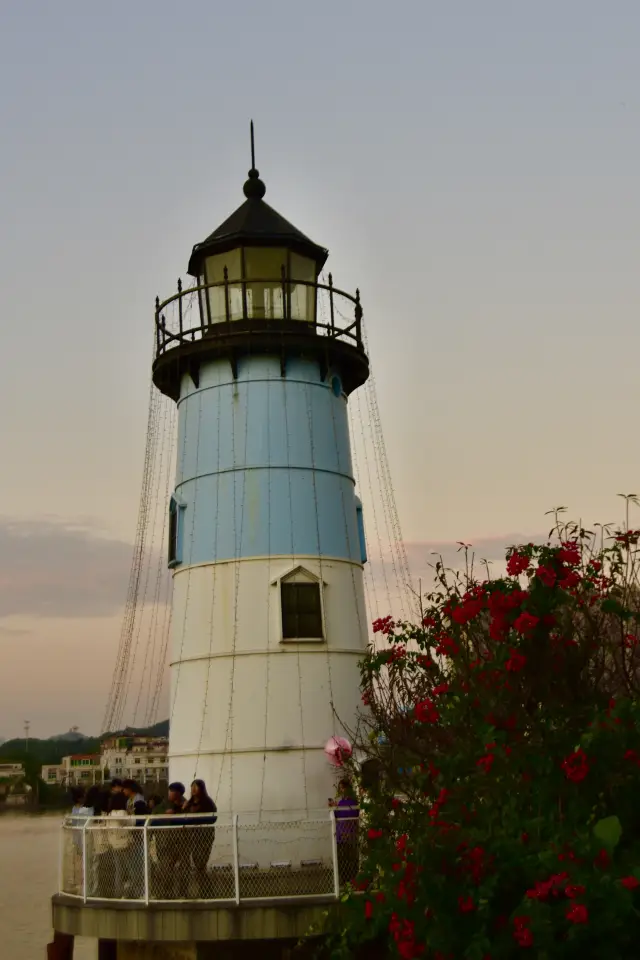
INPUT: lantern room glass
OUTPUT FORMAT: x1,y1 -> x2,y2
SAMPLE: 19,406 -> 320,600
244,247 -> 287,320
289,252 -> 316,323
198,247 -> 318,326
204,249 -> 242,323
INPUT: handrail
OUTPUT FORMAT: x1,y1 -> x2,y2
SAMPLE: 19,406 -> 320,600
153,275 -> 364,360
60,812 -> 361,905
156,276 -> 360,317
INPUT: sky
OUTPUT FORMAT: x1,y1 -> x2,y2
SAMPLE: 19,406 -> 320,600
1,1 -> 640,738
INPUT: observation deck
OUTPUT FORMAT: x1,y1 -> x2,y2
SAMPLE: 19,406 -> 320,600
152,273 -> 370,401
51,812 -> 360,954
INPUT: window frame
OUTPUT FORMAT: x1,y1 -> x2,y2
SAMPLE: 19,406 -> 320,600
168,495 -> 187,568
273,566 -> 326,643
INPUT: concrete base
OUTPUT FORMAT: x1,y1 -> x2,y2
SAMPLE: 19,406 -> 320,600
114,940 -> 315,959
52,895 -> 333,949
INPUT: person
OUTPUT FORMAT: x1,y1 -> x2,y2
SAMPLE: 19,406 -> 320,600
183,780 -> 217,896
68,787 -> 90,890
148,794 -> 164,813
329,778 -> 359,885
122,780 -> 148,815
110,778 -> 123,805
107,791 -> 131,898
153,782 -> 186,816
70,786 -> 86,816
121,780 -> 147,898
85,786 -> 110,897
150,782 -> 187,899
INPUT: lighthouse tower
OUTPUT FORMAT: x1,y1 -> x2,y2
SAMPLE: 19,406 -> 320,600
153,141 -> 370,819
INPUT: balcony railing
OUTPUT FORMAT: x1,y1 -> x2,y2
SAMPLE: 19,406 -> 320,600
154,273 -> 364,360
59,812 -> 361,905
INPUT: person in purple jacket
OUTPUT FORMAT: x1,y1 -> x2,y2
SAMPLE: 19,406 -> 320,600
329,778 -> 360,885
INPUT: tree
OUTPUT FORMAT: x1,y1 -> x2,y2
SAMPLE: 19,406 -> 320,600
331,509 -> 640,959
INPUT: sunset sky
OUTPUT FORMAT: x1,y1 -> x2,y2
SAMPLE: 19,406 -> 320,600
1,1 -> 640,739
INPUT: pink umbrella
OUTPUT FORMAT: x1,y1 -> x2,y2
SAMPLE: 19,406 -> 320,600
324,736 -> 352,767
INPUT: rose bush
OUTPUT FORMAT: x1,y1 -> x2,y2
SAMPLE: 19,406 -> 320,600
329,509 -> 640,959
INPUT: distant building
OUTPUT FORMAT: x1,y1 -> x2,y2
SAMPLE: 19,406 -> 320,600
41,763 -> 66,785
101,735 -> 168,784
0,762 -> 25,780
40,755 -> 102,786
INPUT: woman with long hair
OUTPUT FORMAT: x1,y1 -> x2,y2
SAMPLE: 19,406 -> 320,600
183,780 -> 217,896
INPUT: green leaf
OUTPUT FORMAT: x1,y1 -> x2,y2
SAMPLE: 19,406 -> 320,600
593,815 -> 623,852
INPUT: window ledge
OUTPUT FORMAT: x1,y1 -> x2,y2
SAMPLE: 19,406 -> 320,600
279,637 -> 326,645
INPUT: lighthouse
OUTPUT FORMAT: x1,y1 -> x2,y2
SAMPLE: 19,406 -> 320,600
153,136 -> 370,819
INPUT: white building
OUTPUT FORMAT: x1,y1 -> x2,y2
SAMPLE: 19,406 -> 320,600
41,764 -> 65,785
0,762 -> 25,779
100,735 -> 169,784
40,755 -> 102,787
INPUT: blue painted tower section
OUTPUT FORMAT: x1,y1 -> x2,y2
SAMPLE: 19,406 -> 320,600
172,355 -> 361,569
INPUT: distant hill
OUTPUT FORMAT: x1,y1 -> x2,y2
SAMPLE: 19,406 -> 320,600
0,719 -> 169,773
49,729 -> 91,743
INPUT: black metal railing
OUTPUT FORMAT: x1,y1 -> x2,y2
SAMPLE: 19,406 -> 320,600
154,272 -> 363,359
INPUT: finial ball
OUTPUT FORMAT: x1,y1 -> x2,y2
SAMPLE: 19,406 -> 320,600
243,167 -> 266,199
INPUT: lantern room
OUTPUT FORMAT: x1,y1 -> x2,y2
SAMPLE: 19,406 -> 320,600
187,165 -> 328,328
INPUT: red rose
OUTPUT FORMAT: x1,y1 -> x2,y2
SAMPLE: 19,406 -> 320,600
365,900 -> 374,920
435,635 -> 459,657
375,891 -> 386,902
513,916 -> 533,948
415,698 -> 440,724
505,649 -> 526,672
621,876 -> 639,890
594,848 -> 610,869
561,748 -> 589,783
557,543 -> 581,566
514,612 -> 539,635
476,754 -> 495,774
507,551 -> 530,576
566,903 -> 588,924
536,565 -> 557,587
368,828 -> 383,840
565,884 -> 586,898
458,895 -> 475,913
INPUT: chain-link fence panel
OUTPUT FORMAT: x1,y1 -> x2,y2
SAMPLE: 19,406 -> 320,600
335,817 -> 361,888
60,822 -> 83,896
148,823 -> 233,901
85,820 -> 146,901
236,819 -> 334,899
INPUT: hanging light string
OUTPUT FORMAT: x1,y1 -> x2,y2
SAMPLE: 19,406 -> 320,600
215,357 -> 252,806
168,376 -> 203,734
140,396 -> 176,726
146,290 -> 199,727
129,389 -> 171,726
361,324 -> 415,617
102,363 -> 160,733
194,362 -> 223,781
334,299 -> 413,621
257,365 -> 274,818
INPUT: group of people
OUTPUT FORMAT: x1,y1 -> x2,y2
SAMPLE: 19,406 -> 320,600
69,778 -> 217,899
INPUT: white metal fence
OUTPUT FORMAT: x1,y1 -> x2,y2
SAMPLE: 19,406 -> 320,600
59,812 -> 361,904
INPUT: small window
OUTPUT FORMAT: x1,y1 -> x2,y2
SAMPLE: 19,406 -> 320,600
355,497 -> 367,564
168,496 -> 185,567
281,582 -> 323,639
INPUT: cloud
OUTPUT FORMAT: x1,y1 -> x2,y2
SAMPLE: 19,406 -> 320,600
367,533 -> 548,599
403,534 -> 548,575
0,516 -> 167,619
